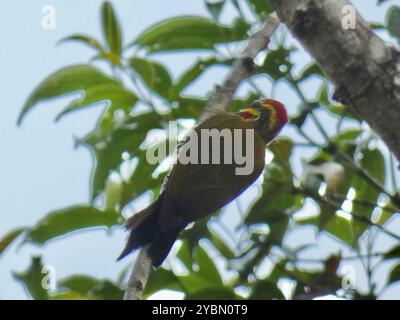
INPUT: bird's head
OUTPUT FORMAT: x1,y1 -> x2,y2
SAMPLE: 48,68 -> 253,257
237,98 -> 288,142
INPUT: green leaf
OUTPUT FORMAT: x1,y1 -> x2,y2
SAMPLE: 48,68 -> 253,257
170,57 -> 232,100
13,256 -> 49,300
179,272 -> 214,293
351,148 -> 385,239
246,139 -> 298,226
186,286 -> 236,300
171,94 -> 258,121
249,280 -> 286,300
104,178 -> 123,211
387,6 -> 400,41
131,16 -> 250,53
55,82 -> 137,121
248,0 -> 273,16
195,245 -> 223,286
177,241 -> 194,271
101,1 -> 122,56
18,65 -> 120,124
205,0 -> 226,21
59,275 -> 99,295
89,280 -> 123,300
298,213 -> 353,246
0,228 -> 25,256
384,245 -> 400,260
129,57 -> 172,99
25,205 -> 119,245
50,291 -> 88,300
59,275 -> 123,299
59,34 -> 105,53
318,83 -> 361,122
172,96 -> 208,119
324,214 -> 353,245
84,111 -> 163,201
144,268 -> 181,297
369,22 -> 386,30
177,241 -> 224,293
388,263 -> 400,286
180,216 -> 210,253
296,62 -> 325,82
120,149 -> 164,206
208,229 -> 235,259
257,46 -> 293,80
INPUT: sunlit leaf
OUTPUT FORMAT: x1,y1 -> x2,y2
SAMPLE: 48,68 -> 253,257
55,82 -> 136,121
129,57 -> 172,99
13,256 -> 49,300
351,148 -> 385,239
104,178 -> 123,211
196,245 -> 223,286
84,111 -> 164,201
18,65 -> 120,124
208,229 -> 235,259
101,1 -> 123,56
248,0 -> 273,16
25,206 -> 119,245
131,16 -> 250,52
324,214 -> 354,245
177,241 -> 194,271
59,34 -> 105,53
0,228 -> 25,257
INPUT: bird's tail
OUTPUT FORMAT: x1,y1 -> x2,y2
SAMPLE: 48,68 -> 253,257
117,197 -> 182,267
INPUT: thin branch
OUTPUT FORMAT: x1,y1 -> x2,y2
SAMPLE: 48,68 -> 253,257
289,185 -> 400,242
203,15 -> 280,115
331,193 -> 399,214
123,15 -> 280,300
123,246 -> 153,300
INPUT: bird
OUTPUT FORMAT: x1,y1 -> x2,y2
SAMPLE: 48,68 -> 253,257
118,98 -> 288,267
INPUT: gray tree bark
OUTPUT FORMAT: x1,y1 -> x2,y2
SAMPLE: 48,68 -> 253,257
269,0 -> 400,163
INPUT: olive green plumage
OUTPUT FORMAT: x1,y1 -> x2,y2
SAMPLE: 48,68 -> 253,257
118,99 -> 288,266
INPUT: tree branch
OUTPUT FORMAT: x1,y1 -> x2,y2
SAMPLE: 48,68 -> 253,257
205,15 -> 280,113
123,246 -> 153,300
269,0 -> 400,164
122,15 -> 279,300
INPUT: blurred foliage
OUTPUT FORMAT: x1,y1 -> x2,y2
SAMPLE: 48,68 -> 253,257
3,0 -> 400,299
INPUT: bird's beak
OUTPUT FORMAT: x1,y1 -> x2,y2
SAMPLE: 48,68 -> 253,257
236,108 -> 261,121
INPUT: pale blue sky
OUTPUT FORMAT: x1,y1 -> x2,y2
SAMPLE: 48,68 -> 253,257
1,0 -> 399,299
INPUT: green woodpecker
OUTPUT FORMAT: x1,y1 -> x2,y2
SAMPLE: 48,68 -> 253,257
118,99 -> 288,266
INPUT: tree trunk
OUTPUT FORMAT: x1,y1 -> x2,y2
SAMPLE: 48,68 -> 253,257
270,0 -> 400,163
